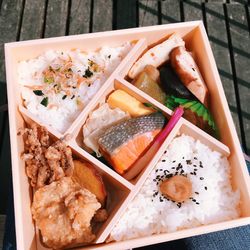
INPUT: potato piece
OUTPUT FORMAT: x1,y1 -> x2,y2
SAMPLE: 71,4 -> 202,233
72,160 -> 107,206
107,89 -> 153,117
128,33 -> 184,79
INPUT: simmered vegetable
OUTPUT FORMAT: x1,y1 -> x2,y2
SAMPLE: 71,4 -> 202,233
133,71 -> 166,104
159,64 -> 195,99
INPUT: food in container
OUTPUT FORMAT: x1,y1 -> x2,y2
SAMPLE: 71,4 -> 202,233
5,22 -> 250,250
19,124 -> 108,249
128,34 -> 217,138
98,112 -> 166,175
18,43 -> 132,133
109,134 -> 240,242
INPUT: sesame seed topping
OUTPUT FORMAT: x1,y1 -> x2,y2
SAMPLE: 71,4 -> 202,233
205,186 -> 208,190
200,177 -> 204,180
162,159 -> 166,162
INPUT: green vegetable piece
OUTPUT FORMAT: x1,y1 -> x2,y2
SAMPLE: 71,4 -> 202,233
33,90 -> 44,96
40,97 -> 48,107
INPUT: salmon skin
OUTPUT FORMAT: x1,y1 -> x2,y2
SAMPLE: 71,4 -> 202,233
98,112 -> 166,174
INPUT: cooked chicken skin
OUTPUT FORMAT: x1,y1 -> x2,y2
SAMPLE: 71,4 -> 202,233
170,46 -> 209,107
32,177 -> 101,249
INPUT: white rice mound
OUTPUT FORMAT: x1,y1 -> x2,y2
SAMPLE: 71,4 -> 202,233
18,42 -> 132,133
109,134 -> 240,242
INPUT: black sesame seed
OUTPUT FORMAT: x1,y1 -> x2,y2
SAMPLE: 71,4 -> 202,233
195,192 -> 199,195
155,169 -> 158,173
190,172 -> 194,175
193,164 -> 197,167
162,159 -> 166,162
196,202 -> 200,205
153,179 -> 156,182
164,150 -> 167,153
180,169 -> 184,174
205,186 -> 208,190
193,172 -> 197,176
194,157 -> 197,160
200,177 -> 204,180
182,157 -> 185,159
172,160 -> 176,163
194,169 -> 198,171
192,199 -> 196,202
71,95 -> 75,99
171,167 -> 175,169
186,160 -> 192,165
176,163 -> 182,171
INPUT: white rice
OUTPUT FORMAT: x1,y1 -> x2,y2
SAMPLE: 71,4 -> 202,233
18,42 -> 132,133
109,134 -> 240,242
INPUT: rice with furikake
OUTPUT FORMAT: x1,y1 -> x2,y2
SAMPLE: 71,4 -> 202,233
18,42 -> 132,133
109,134 -> 240,242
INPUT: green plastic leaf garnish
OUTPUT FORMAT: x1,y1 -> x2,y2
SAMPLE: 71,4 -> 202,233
165,95 -> 218,133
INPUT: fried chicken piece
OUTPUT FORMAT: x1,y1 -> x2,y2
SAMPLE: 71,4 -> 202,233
32,177 -> 101,249
93,209 -> 108,222
19,124 -> 74,188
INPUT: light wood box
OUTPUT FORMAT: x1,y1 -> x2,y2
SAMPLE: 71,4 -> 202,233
5,21 -> 250,250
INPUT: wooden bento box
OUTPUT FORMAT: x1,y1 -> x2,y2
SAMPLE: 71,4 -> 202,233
5,21 -> 250,250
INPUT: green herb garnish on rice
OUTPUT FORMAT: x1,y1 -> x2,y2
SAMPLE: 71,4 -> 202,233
41,97 -> 49,107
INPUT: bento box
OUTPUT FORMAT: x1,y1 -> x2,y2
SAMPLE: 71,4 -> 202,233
5,21 -> 250,250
